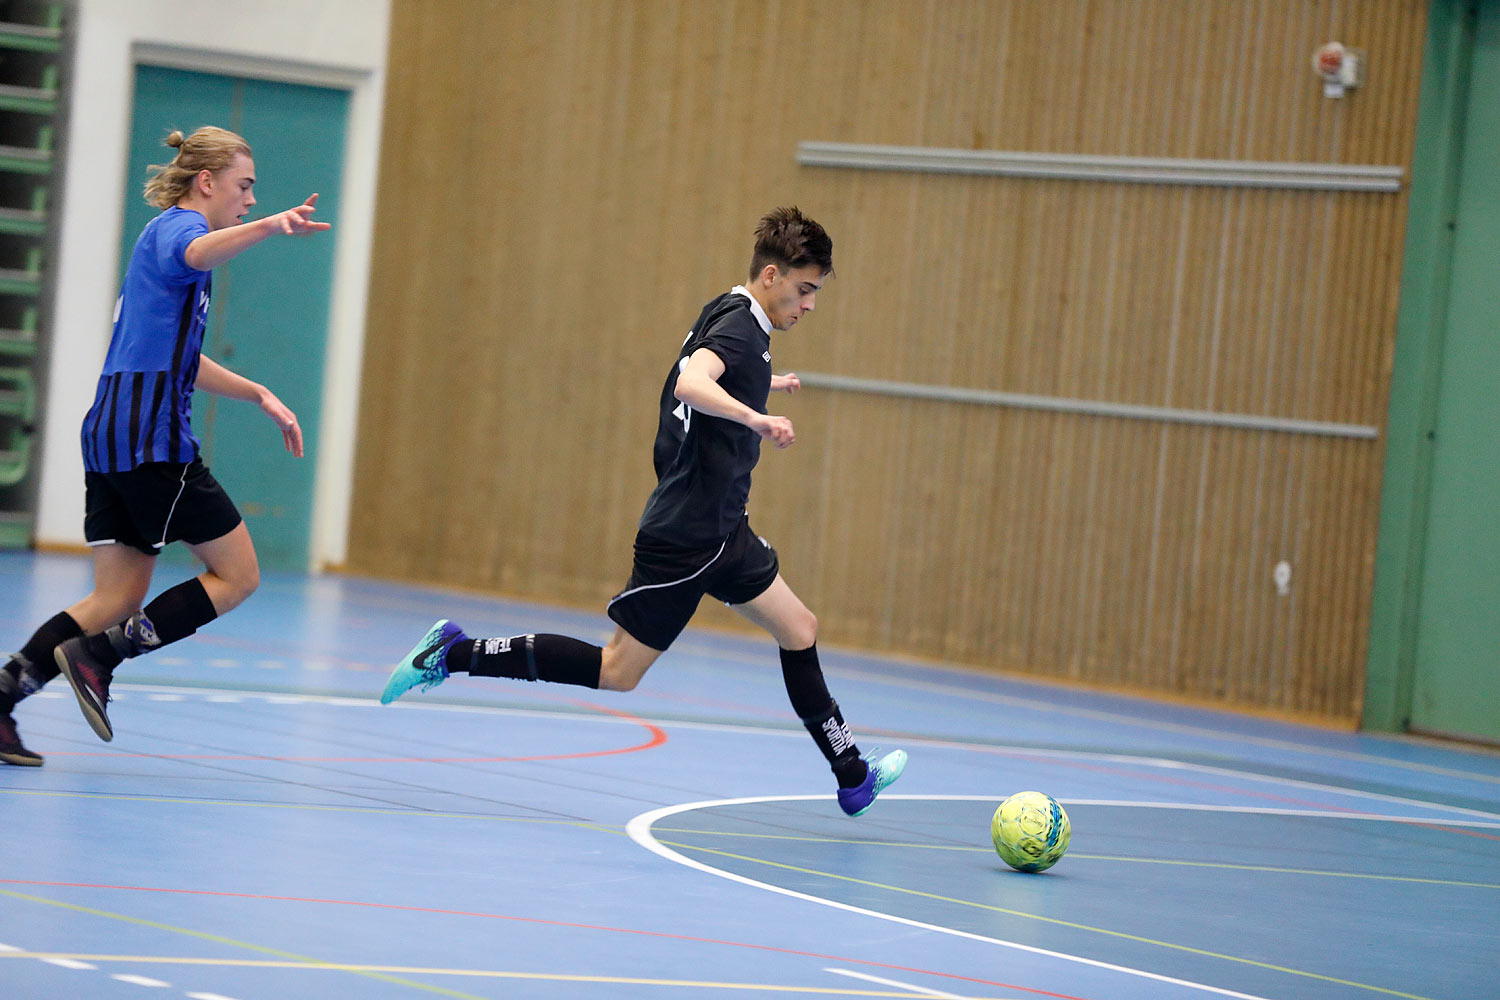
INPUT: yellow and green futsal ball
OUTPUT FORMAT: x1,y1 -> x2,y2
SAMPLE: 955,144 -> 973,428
991,790 -> 1071,872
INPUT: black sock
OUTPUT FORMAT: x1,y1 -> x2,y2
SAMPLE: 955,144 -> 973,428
449,633 -> 602,690
83,578 -> 218,670
780,644 -> 866,788
0,612 -> 81,712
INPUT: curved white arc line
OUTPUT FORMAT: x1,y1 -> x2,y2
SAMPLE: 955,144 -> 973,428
626,796 -> 1276,1000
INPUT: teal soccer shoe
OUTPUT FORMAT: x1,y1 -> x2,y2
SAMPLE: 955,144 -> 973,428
381,619 -> 467,704
837,747 -> 907,817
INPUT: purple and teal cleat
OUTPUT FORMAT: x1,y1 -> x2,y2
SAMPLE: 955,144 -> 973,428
380,619 -> 467,704
837,747 -> 907,817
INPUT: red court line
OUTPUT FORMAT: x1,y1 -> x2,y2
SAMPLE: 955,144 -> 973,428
0,878 -> 1092,1000
41,699 -> 668,764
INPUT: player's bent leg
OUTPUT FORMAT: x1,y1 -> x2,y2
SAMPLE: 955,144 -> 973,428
598,627 -> 663,692
732,574 -> 816,649
54,543 -> 158,743
65,542 -> 157,633
382,622 -> 646,703
186,522 -> 260,615
5,545 -> 152,763
57,539 -> 226,742
735,574 -> 906,816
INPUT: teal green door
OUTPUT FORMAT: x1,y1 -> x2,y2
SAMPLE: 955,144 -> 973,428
1409,5 -> 1500,742
121,65 -> 347,571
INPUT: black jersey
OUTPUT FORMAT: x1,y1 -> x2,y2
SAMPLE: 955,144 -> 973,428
637,289 -> 773,546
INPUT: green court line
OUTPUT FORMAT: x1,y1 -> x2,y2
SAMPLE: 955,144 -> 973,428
0,889 -> 488,1000
654,828 -> 1500,890
0,949 -> 986,997
659,841 -> 1437,1000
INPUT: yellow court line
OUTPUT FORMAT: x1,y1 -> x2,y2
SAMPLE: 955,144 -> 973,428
0,889 -> 490,1000
0,952 -> 988,997
654,828 -> 1500,890
659,841 -> 1437,1000
1063,853 -> 1500,890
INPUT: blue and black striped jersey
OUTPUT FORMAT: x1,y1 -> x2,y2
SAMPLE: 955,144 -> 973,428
81,207 -> 212,472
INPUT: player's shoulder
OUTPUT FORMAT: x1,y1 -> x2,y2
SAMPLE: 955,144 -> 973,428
155,206 -> 210,240
698,291 -> 758,336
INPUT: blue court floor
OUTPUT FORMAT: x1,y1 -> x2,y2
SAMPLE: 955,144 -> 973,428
2,549 -> 1498,1000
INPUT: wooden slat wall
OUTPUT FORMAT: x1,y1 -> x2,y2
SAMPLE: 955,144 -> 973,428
351,0 -> 1429,722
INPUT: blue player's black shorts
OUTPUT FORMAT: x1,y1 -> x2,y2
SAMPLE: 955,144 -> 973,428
83,458 -> 243,556
606,514 -> 779,651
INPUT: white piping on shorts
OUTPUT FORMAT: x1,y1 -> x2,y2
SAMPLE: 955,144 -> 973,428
154,464 -> 192,550
605,534 -> 730,609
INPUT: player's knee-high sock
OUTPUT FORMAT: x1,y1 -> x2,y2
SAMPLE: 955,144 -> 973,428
780,644 -> 867,788
80,579 -> 219,671
448,634 -> 602,689
0,612 -> 82,712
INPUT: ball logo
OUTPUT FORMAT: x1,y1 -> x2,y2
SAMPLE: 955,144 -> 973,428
992,790 -> 1071,873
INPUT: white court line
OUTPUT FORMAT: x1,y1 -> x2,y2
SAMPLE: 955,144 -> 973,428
670,637 -> 1500,788
628,795 -> 1277,1000
825,966 -> 970,998
41,957 -> 96,969
112,973 -> 170,987
111,682 -> 1500,824
63,607 -> 1498,790
186,993 -> 242,1000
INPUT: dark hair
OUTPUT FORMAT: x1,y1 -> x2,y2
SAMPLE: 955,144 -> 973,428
748,206 -> 834,280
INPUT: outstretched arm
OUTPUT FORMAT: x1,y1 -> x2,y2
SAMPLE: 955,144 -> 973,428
195,355 -> 304,457
674,348 -> 796,449
184,194 -> 331,271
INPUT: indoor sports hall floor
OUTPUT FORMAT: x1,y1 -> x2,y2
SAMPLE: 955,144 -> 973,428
2,549 -> 1497,1000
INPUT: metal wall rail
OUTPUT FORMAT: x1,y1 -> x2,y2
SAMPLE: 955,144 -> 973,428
796,371 -> 1380,439
795,141 -> 1405,192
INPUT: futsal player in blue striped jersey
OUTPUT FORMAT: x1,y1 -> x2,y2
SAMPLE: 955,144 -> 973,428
0,127 -> 328,763
381,207 -> 906,817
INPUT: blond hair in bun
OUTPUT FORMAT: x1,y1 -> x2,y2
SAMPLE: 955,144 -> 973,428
143,126 -> 252,208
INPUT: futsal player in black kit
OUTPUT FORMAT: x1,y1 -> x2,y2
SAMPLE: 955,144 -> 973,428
381,207 -> 905,816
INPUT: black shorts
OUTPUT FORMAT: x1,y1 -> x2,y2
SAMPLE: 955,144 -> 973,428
606,515 -> 780,651
83,458 -> 243,556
